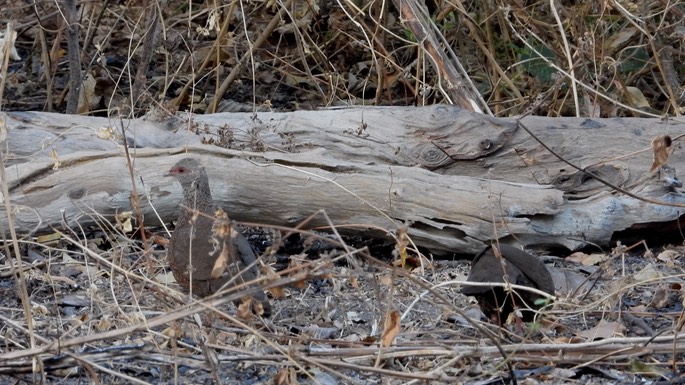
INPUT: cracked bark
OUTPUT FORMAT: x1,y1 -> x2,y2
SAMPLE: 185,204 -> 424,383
2,105 -> 684,255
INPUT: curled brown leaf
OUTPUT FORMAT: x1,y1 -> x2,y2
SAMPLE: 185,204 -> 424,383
650,135 -> 672,172
380,310 -> 401,347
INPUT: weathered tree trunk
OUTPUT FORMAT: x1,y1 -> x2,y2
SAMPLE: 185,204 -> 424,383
2,105 -> 683,255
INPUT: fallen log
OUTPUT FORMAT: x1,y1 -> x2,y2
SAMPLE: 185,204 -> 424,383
2,105 -> 683,255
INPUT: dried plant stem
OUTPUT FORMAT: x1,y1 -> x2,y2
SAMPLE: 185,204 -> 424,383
208,0 -> 294,113
131,1 -> 163,107
392,0 -> 484,113
64,0 -> 82,114
118,119 -> 152,272
0,21 -> 44,380
549,0 -> 579,117
173,2 -> 236,108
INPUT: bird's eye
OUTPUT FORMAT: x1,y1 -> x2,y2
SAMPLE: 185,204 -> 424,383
177,167 -> 186,173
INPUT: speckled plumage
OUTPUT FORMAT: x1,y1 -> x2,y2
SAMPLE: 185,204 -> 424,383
167,158 -> 271,317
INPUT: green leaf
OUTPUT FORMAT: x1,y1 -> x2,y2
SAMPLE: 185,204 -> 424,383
518,41 -> 558,84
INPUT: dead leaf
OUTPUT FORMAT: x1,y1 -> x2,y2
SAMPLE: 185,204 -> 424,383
606,27 -> 637,49
37,232 -> 62,244
416,358 -> 434,370
115,211 -> 133,233
625,86 -> 651,109
553,336 -> 584,343
0,29 -> 21,60
252,299 -> 266,317
648,285 -> 670,309
403,256 -> 423,270
210,209 -> 233,279
97,126 -> 115,140
548,266 -> 593,295
273,368 -> 295,385
656,249 -> 680,267
650,135 -> 672,172
95,317 -> 112,332
361,335 -> 378,344
299,325 -> 337,340
582,253 -> 607,266
393,227 -> 409,268
150,233 -> 169,247
262,264 -> 287,298
161,325 -> 179,339
78,72 -> 100,114
128,311 -> 146,324
576,319 -> 624,340
634,263 -> 662,282
379,274 -> 393,286
286,257 -> 309,289
31,302 -> 49,316
237,297 -> 254,319
380,310 -> 401,347
156,271 -> 176,284
268,285 -> 286,298
212,208 -> 231,237
566,251 -> 607,266
629,360 -> 670,376
210,245 -> 229,280
565,251 -> 587,264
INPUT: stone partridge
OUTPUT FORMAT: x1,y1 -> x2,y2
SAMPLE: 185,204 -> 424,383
166,158 -> 271,317
461,244 -> 554,325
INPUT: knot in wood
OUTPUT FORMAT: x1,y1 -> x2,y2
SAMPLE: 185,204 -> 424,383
553,163 -> 628,199
68,188 -> 86,200
413,143 -> 453,169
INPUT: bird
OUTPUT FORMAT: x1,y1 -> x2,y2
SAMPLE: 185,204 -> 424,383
461,244 -> 554,325
166,157 -> 272,317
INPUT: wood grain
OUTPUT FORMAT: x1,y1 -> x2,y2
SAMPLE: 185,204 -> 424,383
2,105 -> 684,255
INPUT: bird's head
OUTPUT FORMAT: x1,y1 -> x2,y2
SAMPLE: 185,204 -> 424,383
167,158 -> 207,187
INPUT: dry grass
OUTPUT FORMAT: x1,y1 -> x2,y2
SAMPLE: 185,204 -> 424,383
2,0 -> 683,116
2,212 -> 685,384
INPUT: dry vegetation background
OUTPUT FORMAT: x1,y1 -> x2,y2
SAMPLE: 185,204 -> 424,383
1,0 -> 685,384
1,0 -> 683,116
